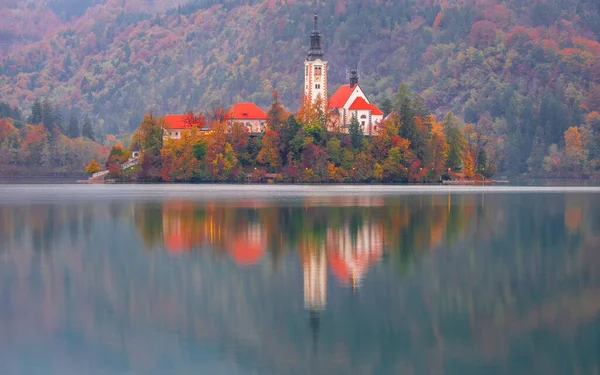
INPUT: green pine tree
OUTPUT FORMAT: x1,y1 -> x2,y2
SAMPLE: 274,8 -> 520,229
41,97 -> 55,131
67,113 -> 80,138
444,112 -> 466,172
29,99 -> 43,125
82,115 -> 95,141
348,115 -> 363,150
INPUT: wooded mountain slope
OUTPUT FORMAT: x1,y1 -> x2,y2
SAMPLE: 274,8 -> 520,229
1,0 -> 600,174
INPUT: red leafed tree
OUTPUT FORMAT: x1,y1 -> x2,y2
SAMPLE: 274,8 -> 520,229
183,111 -> 207,129
482,4 -> 512,30
108,161 -> 121,178
470,20 -> 498,49
210,106 -> 229,124
584,85 -> 600,112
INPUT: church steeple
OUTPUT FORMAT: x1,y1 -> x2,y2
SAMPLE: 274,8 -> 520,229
307,13 -> 324,61
304,13 -> 328,112
349,69 -> 359,88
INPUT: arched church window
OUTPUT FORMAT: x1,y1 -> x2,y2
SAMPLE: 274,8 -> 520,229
360,115 -> 367,119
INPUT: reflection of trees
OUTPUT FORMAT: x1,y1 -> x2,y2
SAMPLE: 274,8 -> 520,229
131,196 -> 484,278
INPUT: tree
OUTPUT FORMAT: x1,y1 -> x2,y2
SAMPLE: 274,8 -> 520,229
348,115 -> 363,149
326,137 -> 342,165
543,144 -> 563,173
211,142 -> 240,181
428,115 -> 449,176
462,149 -> 475,178
160,129 -> 201,181
443,113 -> 466,172
564,126 -> 585,171
134,114 -> 164,169
29,99 -> 43,125
85,159 -> 102,175
82,115 -> 95,141
380,98 -> 393,117
193,138 -> 208,160
257,129 -> 281,171
527,127 -> 546,173
183,110 -> 207,129
267,90 -> 289,136
469,20 -> 498,48
108,161 -> 121,178
394,84 -> 428,161
67,113 -> 80,138
42,98 -> 55,133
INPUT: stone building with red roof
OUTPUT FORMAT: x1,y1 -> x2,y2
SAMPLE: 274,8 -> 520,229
163,114 -> 191,140
163,113 -> 210,140
227,102 -> 268,134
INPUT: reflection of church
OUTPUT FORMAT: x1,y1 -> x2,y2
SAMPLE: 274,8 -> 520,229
302,220 -> 384,312
303,251 -> 327,311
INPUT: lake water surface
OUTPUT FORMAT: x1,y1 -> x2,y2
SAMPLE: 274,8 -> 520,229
1,185 -> 599,375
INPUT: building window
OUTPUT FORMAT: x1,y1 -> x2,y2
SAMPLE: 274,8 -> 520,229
315,66 -> 322,77
306,66 -> 308,76
361,121 -> 365,126
360,115 -> 367,119
315,84 -> 321,89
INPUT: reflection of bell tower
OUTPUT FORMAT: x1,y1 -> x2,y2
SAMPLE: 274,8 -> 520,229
304,13 -> 328,112
303,250 -> 327,311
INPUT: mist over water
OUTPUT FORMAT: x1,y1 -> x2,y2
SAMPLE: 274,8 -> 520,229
0,186 -> 599,374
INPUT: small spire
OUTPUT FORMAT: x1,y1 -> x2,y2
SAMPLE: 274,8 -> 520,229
349,69 -> 359,87
307,13 -> 324,61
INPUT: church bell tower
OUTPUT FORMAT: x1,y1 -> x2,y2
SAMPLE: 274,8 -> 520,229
304,14 -> 328,112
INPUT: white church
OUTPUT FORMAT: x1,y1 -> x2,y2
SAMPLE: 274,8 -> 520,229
303,14 -> 384,135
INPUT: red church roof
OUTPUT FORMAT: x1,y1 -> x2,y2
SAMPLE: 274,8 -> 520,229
348,97 -> 371,110
164,114 -> 193,130
348,97 -> 384,116
328,84 -> 355,108
369,104 -> 384,116
228,102 -> 267,120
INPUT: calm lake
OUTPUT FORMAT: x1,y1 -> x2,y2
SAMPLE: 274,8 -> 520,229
1,185 -> 599,375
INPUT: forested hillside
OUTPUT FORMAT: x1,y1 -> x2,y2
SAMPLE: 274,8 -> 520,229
1,0 -> 600,175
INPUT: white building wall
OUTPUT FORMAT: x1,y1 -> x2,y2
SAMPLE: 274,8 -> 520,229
350,109 -> 372,134
304,58 -> 328,112
228,119 -> 266,134
164,129 -> 183,140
